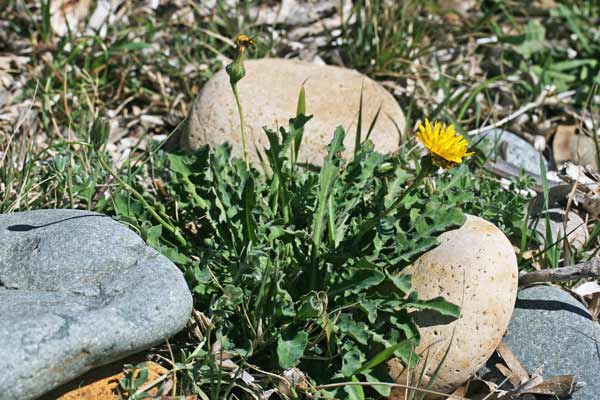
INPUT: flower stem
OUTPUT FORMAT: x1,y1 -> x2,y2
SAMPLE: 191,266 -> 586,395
98,155 -> 187,247
231,83 -> 250,171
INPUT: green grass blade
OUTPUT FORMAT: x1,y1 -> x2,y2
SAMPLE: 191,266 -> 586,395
416,331 -> 455,400
241,175 -> 258,244
363,103 -> 382,143
357,339 -> 411,373
310,127 -> 345,284
293,84 -> 307,163
354,81 -> 364,157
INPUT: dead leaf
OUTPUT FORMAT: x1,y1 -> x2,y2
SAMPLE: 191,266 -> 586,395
388,389 -> 406,400
448,384 -> 467,398
278,368 -> 308,398
589,293 -> 600,319
574,135 -> 600,171
50,0 -> 92,37
553,125 -> 577,164
464,378 -> 500,400
495,363 -> 520,387
520,375 -> 583,397
573,281 -> 600,297
496,341 -> 530,387
515,368 -> 542,387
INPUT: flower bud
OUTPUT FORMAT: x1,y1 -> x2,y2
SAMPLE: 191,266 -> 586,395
226,34 -> 255,86
425,177 -> 436,195
226,60 -> 246,86
90,116 -> 110,151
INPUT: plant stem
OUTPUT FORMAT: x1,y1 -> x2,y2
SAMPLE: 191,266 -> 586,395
231,83 -> 250,170
98,155 -> 187,247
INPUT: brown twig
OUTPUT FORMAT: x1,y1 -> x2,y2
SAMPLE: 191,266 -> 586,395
466,90 -> 575,136
165,338 -> 177,397
519,258 -> 600,286
563,167 -> 580,266
312,381 -> 469,399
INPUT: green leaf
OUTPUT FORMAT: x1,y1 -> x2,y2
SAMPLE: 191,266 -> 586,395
512,20 -> 547,57
341,348 -> 366,377
277,332 -> 308,369
387,272 -> 412,293
221,285 -> 244,308
293,85 -> 307,158
144,225 -> 162,249
357,340 -> 411,373
550,59 -> 597,71
404,294 -> 461,318
160,246 -> 189,264
274,283 -> 296,317
297,292 -> 324,320
344,376 -> 365,400
358,299 -> 380,323
133,364 -> 149,387
311,127 -> 345,256
338,314 -> 369,345
392,339 -> 418,368
554,4 -> 591,53
112,41 -> 151,52
361,371 -> 391,397
167,153 -> 193,177
241,175 -> 258,244
332,264 -> 385,297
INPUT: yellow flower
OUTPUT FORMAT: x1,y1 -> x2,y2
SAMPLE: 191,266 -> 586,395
235,34 -> 255,53
416,119 -> 474,167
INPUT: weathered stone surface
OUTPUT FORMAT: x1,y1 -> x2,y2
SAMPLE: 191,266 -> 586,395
389,215 -> 518,395
477,128 -> 548,176
178,58 -> 405,166
0,209 -> 192,400
503,285 -> 600,399
530,208 -> 588,250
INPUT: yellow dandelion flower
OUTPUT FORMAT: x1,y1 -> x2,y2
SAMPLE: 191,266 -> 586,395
235,34 -> 255,52
416,119 -> 474,167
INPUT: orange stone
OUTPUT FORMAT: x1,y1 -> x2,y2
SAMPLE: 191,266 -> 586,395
41,359 -> 168,400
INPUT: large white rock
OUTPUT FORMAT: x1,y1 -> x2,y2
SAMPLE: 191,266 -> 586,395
178,58 -> 405,165
389,215 -> 518,396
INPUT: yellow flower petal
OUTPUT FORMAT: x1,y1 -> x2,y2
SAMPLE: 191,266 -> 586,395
416,120 -> 474,167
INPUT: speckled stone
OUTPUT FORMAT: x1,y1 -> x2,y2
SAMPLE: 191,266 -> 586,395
503,285 -> 600,399
178,58 -> 406,166
0,209 -> 192,400
389,215 -> 519,395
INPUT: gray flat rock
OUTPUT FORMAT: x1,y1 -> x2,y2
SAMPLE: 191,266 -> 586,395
530,208 -> 588,250
503,285 -> 600,399
477,128 -> 548,176
0,209 -> 192,400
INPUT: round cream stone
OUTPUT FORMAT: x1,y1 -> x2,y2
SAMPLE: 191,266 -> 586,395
178,58 -> 405,165
389,215 -> 518,396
